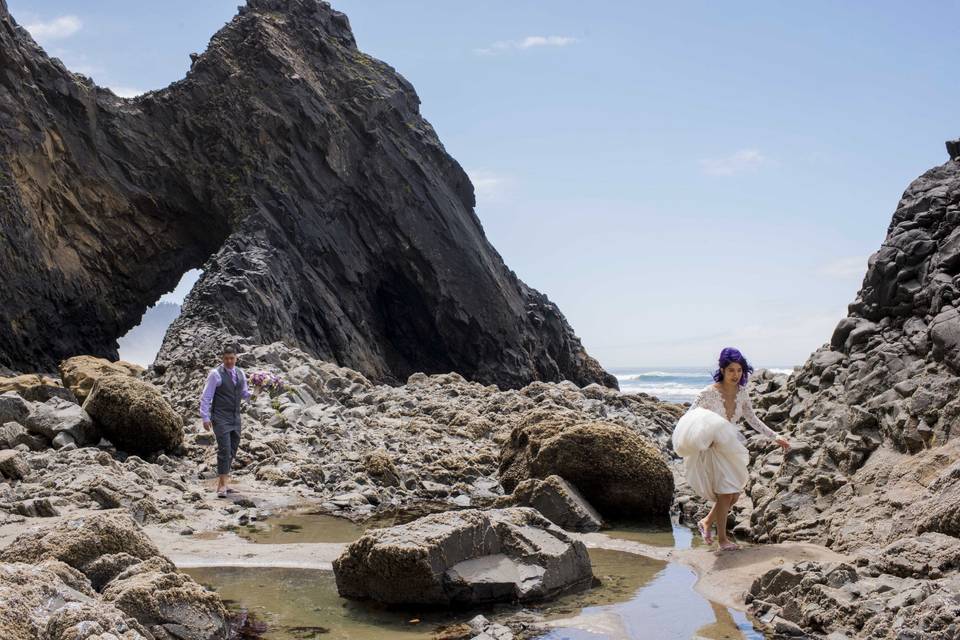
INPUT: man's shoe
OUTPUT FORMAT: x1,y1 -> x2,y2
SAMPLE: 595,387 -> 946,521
216,488 -> 227,498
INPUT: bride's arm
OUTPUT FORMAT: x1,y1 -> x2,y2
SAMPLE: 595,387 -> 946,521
740,391 -> 779,439
688,388 -> 707,411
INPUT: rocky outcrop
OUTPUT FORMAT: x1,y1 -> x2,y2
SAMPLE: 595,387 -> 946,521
25,395 -> 97,448
0,510 -> 160,570
0,510 -> 229,639
747,561 -> 960,640
0,390 -> 98,450
82,375 -> 184,455
499,418 -> 673,519
744,152 -> 960,551
101,568 -> 229,640
0,0 -> 614,391
332,507 -> 593,605
0,373 -> 75,403
0,559 -> 153,640
734,148 -> 960,639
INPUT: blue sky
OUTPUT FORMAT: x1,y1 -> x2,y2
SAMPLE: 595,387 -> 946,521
13,1 -> 960,369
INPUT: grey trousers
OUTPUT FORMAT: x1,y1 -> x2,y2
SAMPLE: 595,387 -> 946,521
215,429 -> 241,475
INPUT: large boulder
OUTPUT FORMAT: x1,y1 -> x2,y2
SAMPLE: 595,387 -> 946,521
333,507 -> 593,605
499,420 -> 673,518
59,356 -> 144,403
26,396 -> 98,447
82,375 -> 183,455
497,474 -> 603,532
0,510 -> 160,575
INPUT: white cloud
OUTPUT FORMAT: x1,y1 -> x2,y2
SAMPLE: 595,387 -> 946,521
699,148 -> 768,176
475,35 -> 578,56
24,15 -> 82,40
108,85 -> 144,98
816,256 -> 868,279
466,170 -> 512,202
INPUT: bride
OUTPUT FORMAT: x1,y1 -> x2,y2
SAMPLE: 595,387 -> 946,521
672,347 -> 791,550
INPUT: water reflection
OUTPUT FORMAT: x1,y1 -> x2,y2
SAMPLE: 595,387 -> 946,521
538,555 -> 762,640
202,510 -> 761,639
185,546 -> 761,640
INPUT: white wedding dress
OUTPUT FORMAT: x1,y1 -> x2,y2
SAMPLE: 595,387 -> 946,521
672,384 -> 778,502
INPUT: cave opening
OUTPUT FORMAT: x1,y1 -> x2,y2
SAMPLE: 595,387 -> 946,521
117,269 -> 204,367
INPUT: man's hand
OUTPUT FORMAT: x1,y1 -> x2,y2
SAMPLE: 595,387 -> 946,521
776,436 -> 791,452
202,420 -> 212,432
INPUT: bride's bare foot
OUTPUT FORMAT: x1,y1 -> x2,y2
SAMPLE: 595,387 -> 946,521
698,518 -> 713,544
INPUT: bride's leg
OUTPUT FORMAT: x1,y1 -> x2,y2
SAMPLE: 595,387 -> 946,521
700,499 -> 719,542
715,493 -> 734,544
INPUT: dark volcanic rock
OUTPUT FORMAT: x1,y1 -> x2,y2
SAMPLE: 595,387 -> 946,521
746,151 -> 960,552
738,146 -> 960,639
0,0 -> 615,391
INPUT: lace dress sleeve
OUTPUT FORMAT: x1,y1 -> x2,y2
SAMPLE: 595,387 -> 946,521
689,389 -> 704,409
740,390 -> 778,439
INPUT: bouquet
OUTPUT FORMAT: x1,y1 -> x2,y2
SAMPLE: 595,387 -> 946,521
249,371 -> 285,399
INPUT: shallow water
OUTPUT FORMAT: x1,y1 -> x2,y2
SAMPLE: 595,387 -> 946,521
237,504 -> 452,544
602,518 -> 695,549
188,512 -> 763,640
539,553 -> 762,639
238,512 -> 369,544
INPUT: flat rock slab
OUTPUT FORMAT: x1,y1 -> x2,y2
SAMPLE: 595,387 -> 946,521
333,507 -> 593,605
499,474 -> 603,532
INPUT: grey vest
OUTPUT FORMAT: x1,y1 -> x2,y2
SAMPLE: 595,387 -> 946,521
211,365 -> 242,433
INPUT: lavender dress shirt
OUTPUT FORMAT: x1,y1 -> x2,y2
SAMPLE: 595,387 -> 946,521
199,365 -> 251,421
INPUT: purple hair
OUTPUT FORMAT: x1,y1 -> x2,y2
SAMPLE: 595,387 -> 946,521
712,347 -> 754,386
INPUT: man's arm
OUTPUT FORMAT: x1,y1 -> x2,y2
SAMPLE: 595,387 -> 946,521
199,369 -> 220,422
239,369 -> 251,400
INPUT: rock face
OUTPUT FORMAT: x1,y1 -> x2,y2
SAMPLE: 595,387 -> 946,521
0,0 -> 615,392
82,375 -> 184,455
745,153 -> 960,551
499,419 -> 673,519
332,507 -> 593,605
733,149 -> 960,639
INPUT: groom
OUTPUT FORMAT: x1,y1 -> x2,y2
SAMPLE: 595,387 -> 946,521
199,345 -> 251,497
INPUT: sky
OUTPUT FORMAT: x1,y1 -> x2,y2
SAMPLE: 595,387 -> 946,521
12,1 -> 960,369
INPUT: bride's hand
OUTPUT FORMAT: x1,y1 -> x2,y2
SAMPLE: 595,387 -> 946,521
776,437 -> 791,451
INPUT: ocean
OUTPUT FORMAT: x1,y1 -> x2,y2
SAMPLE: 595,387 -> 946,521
610,366 -> 797,404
